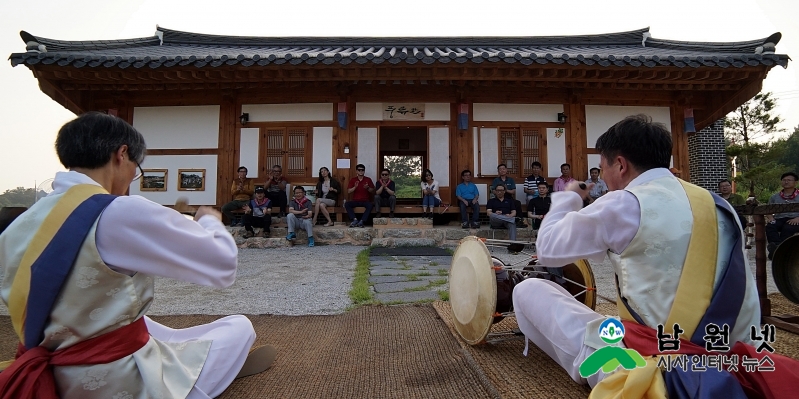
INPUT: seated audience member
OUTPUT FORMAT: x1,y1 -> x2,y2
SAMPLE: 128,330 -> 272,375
313,166 -> 341,226
221,166 -> 255,225
487,185 -> 517,240
491,164 -> 526,228
718,179 -> 747,229
0,112 -> 272,398
345,164 -> 375,227
456,169 -> 480,229
527,182 -> 552,230
265,165 -> 289,217
286,186 -> 314,247
585,167 -> 608,204
374,168 -> 397,218
553,163 -> 575,192
242,187 -> 272,238
524,161 -> 547,202
766,171 -> 799,259
421,169 -> 441,219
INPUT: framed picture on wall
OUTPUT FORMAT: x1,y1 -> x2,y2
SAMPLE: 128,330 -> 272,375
178,169 -> 206,191
140,169 -> 168,191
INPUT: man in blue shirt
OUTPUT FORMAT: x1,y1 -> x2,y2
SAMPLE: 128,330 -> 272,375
486,184 -> 516,240
456,169 -> 480,229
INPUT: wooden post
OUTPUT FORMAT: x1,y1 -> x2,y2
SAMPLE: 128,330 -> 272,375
670,107 -> 690,181
753,214 -> 771,317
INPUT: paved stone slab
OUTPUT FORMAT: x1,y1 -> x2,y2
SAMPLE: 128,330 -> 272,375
375,290 -> 442,303
372,280 -> 431,293
368,275 -> 409,284
371,269 -> 442,276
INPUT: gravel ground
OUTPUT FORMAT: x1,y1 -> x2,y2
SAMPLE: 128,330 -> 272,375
0,246 -> 781,317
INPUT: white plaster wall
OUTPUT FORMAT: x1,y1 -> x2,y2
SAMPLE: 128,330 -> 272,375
585,105 -> 671,148
357,127 -> 378,178
428,127 -> 450,186
473,104 -> 563,122
473,127 -> 479,176
479,128 -> 498,176
133,106 -> 220,149
546,128 -> 567,178
242,103 -> 333,122
239,128 -> 260,176
477,184 -> 488,206
312,127 -> 334,177
424,103 -> 450,121
130,155 -> 218,205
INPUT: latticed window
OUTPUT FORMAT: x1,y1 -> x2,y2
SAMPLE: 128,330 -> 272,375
498,128 -> 542,177
264,127 -> 309,177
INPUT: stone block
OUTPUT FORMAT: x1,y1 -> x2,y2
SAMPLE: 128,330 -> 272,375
391,238 -> 437,247
372,280 -> 431,293
418,218 -> 433,226
383,229 -> 422,238
445,229 -> 470,240
372,217 -> 389,225
348,229 -> 375,243
424,229 -> 444,242
371,238 -> 393,247
315,229 -> 345,240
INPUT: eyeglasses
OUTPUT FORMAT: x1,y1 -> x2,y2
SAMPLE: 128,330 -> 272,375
272,170 -> 282,173
357,169 -> 365,172
133,161 -> 144,181
381,173 -> 389,176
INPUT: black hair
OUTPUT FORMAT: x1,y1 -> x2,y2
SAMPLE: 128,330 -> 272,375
381,168 -> 391,175
356,164 -> 366,170
782,172 -> 798,181
561,163 -> 571,169
461,169 -> 472,176
294,185 -> 306,193
55,111 -> 146,169
531,161 -> 542,168
590,167 -> 600,174
497,164 -> 507,169
595,114 -> 672,172
718,179 -> 732,186
422,169 -> 434,182
238,166 -> 248,173
318,167 -> 330,184
272,165 -> 282,171
537,182 -> 549,188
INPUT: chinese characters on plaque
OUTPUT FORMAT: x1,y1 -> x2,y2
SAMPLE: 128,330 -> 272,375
382,103 -> 425,120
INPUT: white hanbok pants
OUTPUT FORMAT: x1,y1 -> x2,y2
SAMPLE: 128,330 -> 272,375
512,278 -> 609,387
145,315 -> 256,399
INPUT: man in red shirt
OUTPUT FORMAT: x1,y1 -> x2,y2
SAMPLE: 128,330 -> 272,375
345,164 -> 375,227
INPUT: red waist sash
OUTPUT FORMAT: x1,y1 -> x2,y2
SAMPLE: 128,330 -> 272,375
0,317 -> 149,399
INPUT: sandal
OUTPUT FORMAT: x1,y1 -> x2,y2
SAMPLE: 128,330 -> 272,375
324,222 -> 334,227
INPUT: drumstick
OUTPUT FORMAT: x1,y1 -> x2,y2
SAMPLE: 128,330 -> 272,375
174,197 -> 194,215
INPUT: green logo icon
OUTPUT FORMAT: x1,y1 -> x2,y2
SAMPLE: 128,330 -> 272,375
579,318 -> 647,378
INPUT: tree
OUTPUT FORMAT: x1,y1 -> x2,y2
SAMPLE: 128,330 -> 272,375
383,155 -> 422,199
0,187 -> 38,208
724,92 -> 787,201
772,125 -> 799,174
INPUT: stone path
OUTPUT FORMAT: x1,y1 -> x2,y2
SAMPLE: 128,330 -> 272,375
368,254 -> 452,304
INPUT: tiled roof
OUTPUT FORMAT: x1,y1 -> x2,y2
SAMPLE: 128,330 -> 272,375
10,27 -> 789,70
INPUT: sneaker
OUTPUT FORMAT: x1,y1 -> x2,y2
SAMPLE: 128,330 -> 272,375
243,231 -> 254,238
376,212 -> 382,218
308,237 -> 315,247
357,220 -> 365,228
349,220 -> 358,228
286,232 -> 296,241
462,222 -> 469,229
471,222 -> 480,229
389,212 -> 394,218
767,243 -> 777,260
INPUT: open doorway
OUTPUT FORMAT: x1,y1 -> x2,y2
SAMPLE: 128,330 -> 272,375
379,127 -> 427,204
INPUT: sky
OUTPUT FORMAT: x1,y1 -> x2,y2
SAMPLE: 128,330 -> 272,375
1,0 -> 797,193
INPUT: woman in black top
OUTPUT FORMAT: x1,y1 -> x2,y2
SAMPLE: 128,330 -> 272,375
314,167 -> 342,226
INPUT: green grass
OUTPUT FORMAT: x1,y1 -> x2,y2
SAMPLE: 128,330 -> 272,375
348,247 -> 376,306
438,290 -> 450,301
405,274 -> 420,281
436,269 -> 448,276
429,278 -> 447,287
418,271 -> 432,276
429,261 -> 439,266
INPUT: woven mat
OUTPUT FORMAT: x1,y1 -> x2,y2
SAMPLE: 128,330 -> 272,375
432,293 -> 799,399
0,305 -> 498,399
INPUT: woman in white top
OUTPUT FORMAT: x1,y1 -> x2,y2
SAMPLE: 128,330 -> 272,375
420,169 -> 441,219
314,167 -> 342,226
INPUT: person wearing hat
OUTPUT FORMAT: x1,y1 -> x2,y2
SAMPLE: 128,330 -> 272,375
242,187 -> 272,238
512,115 -> 798,396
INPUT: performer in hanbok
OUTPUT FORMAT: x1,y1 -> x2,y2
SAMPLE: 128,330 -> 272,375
512,114 -> 799,397
0,112 -> 273,399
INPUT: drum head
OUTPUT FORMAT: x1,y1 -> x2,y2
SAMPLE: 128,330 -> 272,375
773,234 -> 799,304
449,236 -> 496,345
562,259 -> 597,310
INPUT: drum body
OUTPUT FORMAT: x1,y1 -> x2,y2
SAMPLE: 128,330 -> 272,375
450,236 -> 596,345
773,234 -> 799,304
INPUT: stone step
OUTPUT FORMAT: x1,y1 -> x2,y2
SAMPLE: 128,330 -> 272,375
228,225 -> 537,248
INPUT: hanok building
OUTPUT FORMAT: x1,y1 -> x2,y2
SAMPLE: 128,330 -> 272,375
10,27 -> 789,210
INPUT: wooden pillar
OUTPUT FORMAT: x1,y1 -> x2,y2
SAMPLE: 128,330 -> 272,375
670,106 -> 691,181
217,97 -> 238,208
567,102 -> 587,178
450,102 -> 474,205
333,99 -> 354,192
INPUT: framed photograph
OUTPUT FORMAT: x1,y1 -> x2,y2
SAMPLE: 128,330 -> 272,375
140,169 -> 167,192
177,169 -> 206,191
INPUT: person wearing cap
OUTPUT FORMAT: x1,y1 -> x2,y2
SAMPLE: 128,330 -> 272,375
242,187 -> 272,238
766,171 -> 799,259
512,115 -> 794,396
221,166 -> 255,225
344,164 -> 375,227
